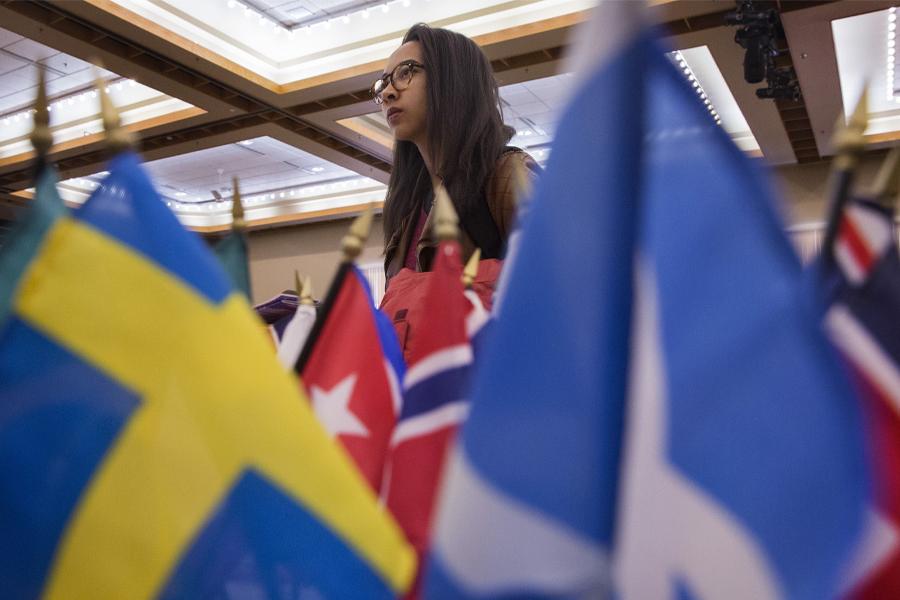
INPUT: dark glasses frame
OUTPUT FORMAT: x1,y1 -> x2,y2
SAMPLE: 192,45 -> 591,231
371,60 -> 426,104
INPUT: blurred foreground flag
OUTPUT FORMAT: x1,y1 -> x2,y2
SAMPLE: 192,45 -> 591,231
0,151 -> 414,599
426,2 -> 868,599
821,195 -> 900,598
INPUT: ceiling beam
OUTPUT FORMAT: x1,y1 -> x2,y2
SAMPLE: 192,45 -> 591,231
0,1 -> 241,116
0,0 -> 870,219
0,0 -> 390,183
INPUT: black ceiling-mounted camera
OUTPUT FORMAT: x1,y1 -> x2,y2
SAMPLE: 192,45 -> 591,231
725,0 -> 801,101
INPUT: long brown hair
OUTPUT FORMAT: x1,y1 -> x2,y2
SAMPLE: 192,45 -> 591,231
382,23 -> 510,245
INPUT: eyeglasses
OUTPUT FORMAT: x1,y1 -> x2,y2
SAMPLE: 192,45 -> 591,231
371,60 -> 425,104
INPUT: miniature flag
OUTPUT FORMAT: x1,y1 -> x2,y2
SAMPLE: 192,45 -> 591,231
297,262 -> 405,491
0,151 -> 415,599
821,196 -> 900,598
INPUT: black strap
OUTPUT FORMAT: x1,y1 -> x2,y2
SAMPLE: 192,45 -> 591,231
460,193 -> 503,259
458,146 -> 530,259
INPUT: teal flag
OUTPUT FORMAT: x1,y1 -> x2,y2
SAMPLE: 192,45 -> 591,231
0,165 -> 66,325
214,229 -> 251,299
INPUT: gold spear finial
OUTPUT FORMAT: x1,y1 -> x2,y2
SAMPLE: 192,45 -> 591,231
294,270 -> 314,305
341,205 -> 373,261
433,184 -> 459,242
231,176 -> 245,230
870,147 -> 900,209
30,66 -> 52,158
462,247 -> 481,288
831,87 -> 868,170
300,275 -> 314,306
93,64 -> 134,152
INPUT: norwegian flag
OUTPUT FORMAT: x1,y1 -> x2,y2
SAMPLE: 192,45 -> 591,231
463,287 -> 492,353
297,263 -> 404,491
823,198 -> 900,598
382,241 -> 488,586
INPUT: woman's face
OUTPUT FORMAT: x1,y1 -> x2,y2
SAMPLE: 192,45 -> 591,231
379,41 -> 427,144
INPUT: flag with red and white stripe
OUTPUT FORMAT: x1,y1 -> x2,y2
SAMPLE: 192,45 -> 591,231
834,202 -> 894,286
381,241 -> 487,590
824,198 -> 900,598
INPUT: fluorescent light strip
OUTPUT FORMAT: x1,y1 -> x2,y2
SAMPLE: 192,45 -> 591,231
168,177 -> 382,212
672,51 -> 721,126
225,0 -> 415,37
0,78 -> 138,126
888,7 -> 898,103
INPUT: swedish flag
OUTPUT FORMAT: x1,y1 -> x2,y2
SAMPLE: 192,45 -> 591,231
0,151 -> 415,599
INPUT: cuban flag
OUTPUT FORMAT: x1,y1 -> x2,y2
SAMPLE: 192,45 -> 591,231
426,2 -> 868,599
297,263 -> 405,491
820,197 -> 900,598
383,241 -> 479,559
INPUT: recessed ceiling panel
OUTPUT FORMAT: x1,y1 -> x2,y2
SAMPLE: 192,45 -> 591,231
254,0 -> 376,27
110,0 -> 595,82
502,73 -> 571,160
0,27 -> 197,160
57,136 -> 384,222
136,136 -> 369,203
676,46 -> 760,153
833,7 -> 898,137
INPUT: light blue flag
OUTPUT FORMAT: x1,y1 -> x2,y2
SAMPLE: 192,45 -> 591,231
426,3 -> 868,599
0,163 -> 65,326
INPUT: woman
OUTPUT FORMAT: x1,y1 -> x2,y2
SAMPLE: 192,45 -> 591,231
373,23 -> 540,282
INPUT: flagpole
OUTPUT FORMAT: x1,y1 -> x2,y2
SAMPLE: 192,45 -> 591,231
341,205 -> 374,262
294,270 -> 303,300
231,177 -> 246,231
433,184 -> 460,242
821,89 -> 868,266
462,248 -> 481,289
300,274 -> 315,306
292,270 -> 315,306
293,207 -> 373,374
30,66 -> 52,175
93,64 -> 135,153
868,147 -> 900,211
0,63 -> 64,326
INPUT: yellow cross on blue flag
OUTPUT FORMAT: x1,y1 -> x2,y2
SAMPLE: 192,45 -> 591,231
0,151 -> 415,599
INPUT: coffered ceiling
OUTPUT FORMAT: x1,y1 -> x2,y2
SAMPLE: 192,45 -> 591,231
0,0 -> 894,232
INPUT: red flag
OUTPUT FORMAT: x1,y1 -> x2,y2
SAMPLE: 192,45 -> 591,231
298,264 -> 403,491
382,241 -> 477,595
380,258 -> 502,364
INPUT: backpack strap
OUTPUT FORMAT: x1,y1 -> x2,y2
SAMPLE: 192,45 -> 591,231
459,147 -> 531,259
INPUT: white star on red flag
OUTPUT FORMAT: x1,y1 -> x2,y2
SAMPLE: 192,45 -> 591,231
310,373 -> 369,438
